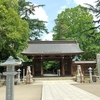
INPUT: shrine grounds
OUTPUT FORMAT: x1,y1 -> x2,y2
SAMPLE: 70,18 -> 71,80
0,80 -> 100,100
0,83 -> 42,100
73,83 -> 100,98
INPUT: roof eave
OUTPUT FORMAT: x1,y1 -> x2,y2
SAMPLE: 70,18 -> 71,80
21,52 -> 84,56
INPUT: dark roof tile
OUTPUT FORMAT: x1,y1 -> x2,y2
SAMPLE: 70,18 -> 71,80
22,40 -> 84,55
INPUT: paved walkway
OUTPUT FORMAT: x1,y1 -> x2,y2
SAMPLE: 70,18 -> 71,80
41,80 -> 100,100
0,80 -> 100,100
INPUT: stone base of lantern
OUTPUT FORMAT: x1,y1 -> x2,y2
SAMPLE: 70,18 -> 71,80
23,76 -> 33,84
76,75 -> 84,83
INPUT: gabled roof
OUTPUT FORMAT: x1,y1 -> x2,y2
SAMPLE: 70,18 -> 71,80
22,40 -> 84,55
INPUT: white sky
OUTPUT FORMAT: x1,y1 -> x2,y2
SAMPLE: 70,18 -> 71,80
74,0 -> 95,6
30,5 -> 48,22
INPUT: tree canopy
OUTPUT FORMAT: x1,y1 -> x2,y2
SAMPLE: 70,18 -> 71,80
53,5 -> 100,60
0,0 -> 29,60
0,0 -> 48,60
85,0 -> 100,30
18,0 -> 48,40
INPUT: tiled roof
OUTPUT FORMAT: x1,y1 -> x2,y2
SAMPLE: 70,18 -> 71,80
22,40 -> 84,55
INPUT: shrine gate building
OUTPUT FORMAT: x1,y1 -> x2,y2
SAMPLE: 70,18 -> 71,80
21,40 -> 96,76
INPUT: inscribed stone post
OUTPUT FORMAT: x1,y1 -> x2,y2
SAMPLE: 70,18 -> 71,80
96,54 -> 100,76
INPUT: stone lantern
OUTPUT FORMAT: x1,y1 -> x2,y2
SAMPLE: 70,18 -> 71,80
17,68 -> 21,84
0,56 -> 21,100
88,67 -> 93,83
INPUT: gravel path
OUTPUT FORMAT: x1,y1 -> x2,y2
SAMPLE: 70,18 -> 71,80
0,84 -> 42,100
73,83 -> 100,97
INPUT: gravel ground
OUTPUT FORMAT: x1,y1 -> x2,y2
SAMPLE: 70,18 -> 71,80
0,84 -> 42,100
73,83 -> 100,97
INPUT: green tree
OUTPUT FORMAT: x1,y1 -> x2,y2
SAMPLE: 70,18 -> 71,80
43,61 -> 59,73
0,0 -> 29,60
53,5 -> 100,60
85,0 -> 100,30
18,0 -> 48,40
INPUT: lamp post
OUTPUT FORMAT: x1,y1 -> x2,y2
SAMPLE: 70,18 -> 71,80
17,68 -> 21,84
88,67 -> 93,83
0,56 -> 21,100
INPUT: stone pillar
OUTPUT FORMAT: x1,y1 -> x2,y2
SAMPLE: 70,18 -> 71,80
96,54 -> 100,76
62,57 -> 65,76
3,66 -> 17,100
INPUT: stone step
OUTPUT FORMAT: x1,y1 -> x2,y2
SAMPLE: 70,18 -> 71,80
33,76 -> 74,81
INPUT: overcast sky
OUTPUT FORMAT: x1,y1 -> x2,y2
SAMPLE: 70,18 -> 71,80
27,0 -> 96,40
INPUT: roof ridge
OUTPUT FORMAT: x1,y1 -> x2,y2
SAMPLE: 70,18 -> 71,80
28,40 -> 78,44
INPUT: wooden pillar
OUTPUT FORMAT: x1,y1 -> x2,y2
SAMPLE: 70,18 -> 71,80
31,59 -> 35,76
70,56 -> 72,76
62,57 -> 65,76
32,65 -> 34,76
59,60 -> 62,75
33,57 -> 36,76
71,64 -> 73,76
81,64 -> 84,75
40,57 -> 43,76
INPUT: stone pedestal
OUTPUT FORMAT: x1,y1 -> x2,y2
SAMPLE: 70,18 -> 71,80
96,76 -> 100,83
